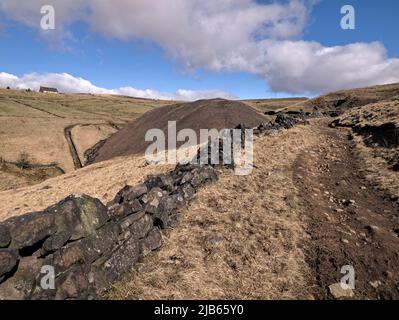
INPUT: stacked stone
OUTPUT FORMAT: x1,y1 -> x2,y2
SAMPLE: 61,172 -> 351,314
0,163 -> 217,300
254,122 -> 280,135
389,155 -> 399,171
257,113 -> 310,135
275,113 -> 308,129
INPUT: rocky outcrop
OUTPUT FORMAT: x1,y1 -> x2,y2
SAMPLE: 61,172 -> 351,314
331,117 -> 399,172
256,113 -> 309,134
0,225 -> 11,248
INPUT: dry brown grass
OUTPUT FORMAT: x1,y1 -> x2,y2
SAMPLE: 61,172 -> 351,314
284,82 -> 399,112
337,100 -> 399,128
0,154 -> 174,222
336,100 -> 399,200
0,162 -> 62,191
242,98 -> 308,112
351,134 -> 399,201
0,117 -> 75,171
106,123 -> 325,300
71,124 -> 118,164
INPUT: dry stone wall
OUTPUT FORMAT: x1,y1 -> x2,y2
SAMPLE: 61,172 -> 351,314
0,163 -> 217,300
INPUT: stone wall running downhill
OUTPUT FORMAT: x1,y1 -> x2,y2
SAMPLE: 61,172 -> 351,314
0,163 -> 218,300
0,114 -> 307,300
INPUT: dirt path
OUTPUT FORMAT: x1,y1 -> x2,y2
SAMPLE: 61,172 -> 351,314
293,120 -> 399,299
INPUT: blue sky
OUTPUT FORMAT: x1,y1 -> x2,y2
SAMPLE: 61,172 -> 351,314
305,0 -> 399,55
0,0 -> 399,100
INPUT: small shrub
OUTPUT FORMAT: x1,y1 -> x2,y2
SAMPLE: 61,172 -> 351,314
17,152 -> 30,170
311,96 -> 326,109
107,120 -> 118,129
0,156 -> 6,170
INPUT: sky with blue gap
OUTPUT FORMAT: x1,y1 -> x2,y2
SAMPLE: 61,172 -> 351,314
0,0 -> 398,99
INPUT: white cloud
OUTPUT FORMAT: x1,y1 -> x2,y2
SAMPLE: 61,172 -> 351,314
1,0 -> 399,94
0,71 -> 235,100
232,40 -> 399,94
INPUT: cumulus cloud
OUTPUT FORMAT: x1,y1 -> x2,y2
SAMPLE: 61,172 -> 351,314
0,71 -> 235,100
231,40 -> 399,94
1,0 -> 399,94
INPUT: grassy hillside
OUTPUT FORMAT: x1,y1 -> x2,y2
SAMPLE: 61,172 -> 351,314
282,82 -> 399,113
0,89 -> 311,191
242,97 -> 308,112
0,89 -> 175,191
0,89 -> 174,121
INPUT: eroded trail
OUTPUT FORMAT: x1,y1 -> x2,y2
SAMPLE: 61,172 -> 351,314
293,121 -> 399,299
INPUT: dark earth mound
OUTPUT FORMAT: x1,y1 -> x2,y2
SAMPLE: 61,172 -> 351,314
87,99 -> 267,164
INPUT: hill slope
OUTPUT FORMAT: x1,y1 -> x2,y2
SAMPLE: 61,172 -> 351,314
0,89 -> 174,190
88,99 -> 268,163
284,82 -> 399,113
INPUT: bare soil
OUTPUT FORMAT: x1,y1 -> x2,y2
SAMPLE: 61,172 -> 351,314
293,121 -> 399,299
